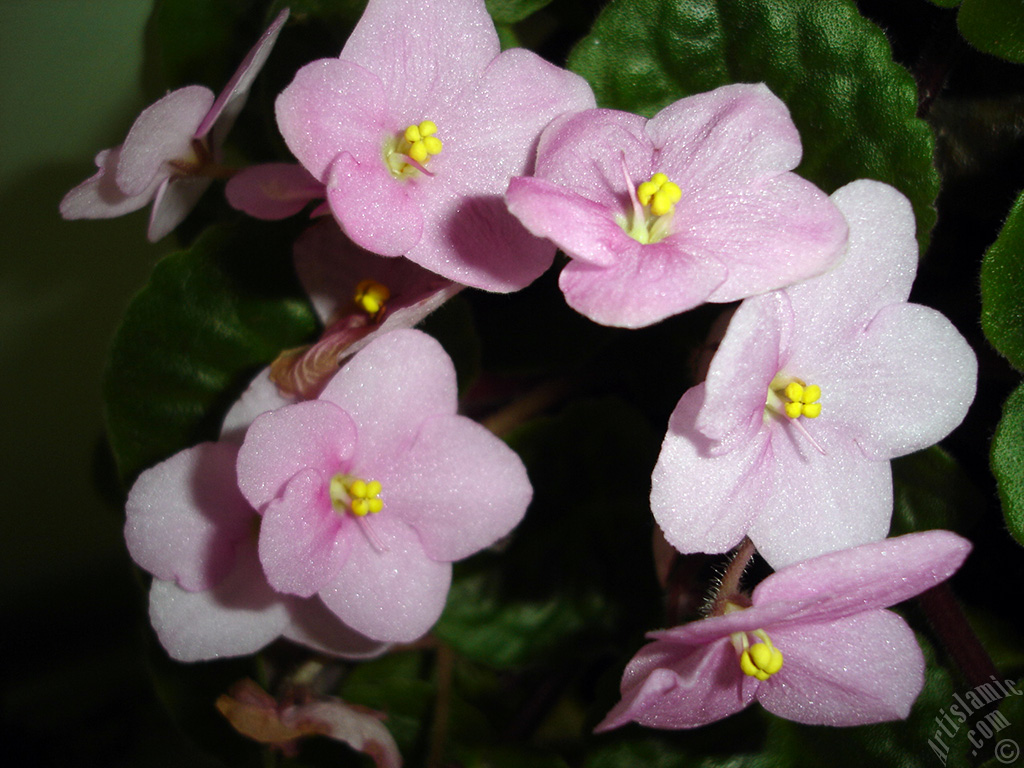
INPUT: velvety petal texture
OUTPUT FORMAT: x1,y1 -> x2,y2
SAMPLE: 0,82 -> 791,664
60,10 -> 288,241
274,0 -> 596,292
598,531 -> 970,731
238,329 -> 532,642
506,83 -> 848,327
652,180 -> 977,567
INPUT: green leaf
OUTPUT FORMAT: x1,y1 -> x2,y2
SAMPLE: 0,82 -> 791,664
486,0 -> 554,25
979,678 -> 1024,767
890,446 -> 981,537
103,222 -> 317,485
959,0 -> 1024,63
567,0 -> 939,248
434,398 -> 662,669
991,382 -> 1024,547
981,190 -> 1024,370
927,0 -> 962,7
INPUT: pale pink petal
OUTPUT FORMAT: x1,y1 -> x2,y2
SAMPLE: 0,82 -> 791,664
319,515 -> 452,642
237,400 -> 358,510
117,85 -> 214,195
326,151 -> 424,257
258,469 -> 352,597
530,108 -> 653,209
280,698 -> 402,768
338,0 -> 500,118
827,303 -> 977,460
283,598 -> 389,659
275,58 -> 389,181
646,84 -> 803,190
318,330 -> 457,465
697,173 -> 848,303
696,292 -> 792,453
226,163 -> 325,220
651,386 -> 771,555
596,639 -> 757,731
148,175 -> 212,241
442,48 -> 595,188
60,148 -> 155,220
381,414 -> 531,561
558,237 -> 729,328
505,177 -> 633,268
758,611 -> 924,725
125,442 -> 252,591
746,427 -> 893,568
782,180 -> 919,369
198,8 -> 290,143
752,530 -> 971,622
220,367 -> 295,444
148,543 -> 290,662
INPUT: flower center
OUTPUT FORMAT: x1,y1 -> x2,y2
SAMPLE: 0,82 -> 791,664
354,279 -> 391,317
167,137 -> 235,180
329,474 -> 383,517
765,375 -> 822,420
732,628 -> 784,681
722,601 -> 783,681
622,172 -> 681,244
384,120 -> 443,179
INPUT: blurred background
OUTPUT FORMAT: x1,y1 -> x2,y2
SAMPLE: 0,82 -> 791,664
1,1 -> 195,763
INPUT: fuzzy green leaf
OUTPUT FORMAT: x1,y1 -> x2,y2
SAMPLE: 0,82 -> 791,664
959,0 -> 1024,63
567,0 -> 939,247
890,446 -> 980,537
981,190 -> 1024,370
991,382 -> 1024,547
103,222 -> 317,486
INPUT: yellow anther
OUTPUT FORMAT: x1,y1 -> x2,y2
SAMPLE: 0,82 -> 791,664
354,279 -> 391,316
329,474 -> 383,517
637,173 -> 682,216
733,629 -> 784,681
403,120 -> 443,166
776,379 -> 822,419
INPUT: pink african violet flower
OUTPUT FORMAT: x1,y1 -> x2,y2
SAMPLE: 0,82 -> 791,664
125,441 -> 386,662
236,329 -> 533,642
504,83 -> 849,328
60,9 -> 289,242
651,180 -> 978,568
272,220 -> 462,398
273,0 -> 596,292
597,530 -> 971,731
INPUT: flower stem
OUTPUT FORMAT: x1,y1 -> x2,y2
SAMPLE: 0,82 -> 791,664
709,537 -> 756,617
916,582 -> 999,689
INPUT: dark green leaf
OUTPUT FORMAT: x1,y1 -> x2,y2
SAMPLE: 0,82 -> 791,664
979,678 -> 1024,767
486,0 -> 554,25
434,398 -> 662,669
567,0 -> 939,248
890,446 -> 982,536
959,0 -> 1024,63
990,382 -> 1024,547
103,221 -> 317,485
981,190 -> 1024,370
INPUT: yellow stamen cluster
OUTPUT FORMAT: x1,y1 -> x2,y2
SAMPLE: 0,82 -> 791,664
354,279 -> 391,316
637,173 -> 682,217
734,629 -> 784,681
403,121 -> 443,165
329,474 -> 383,517
782,381 -> 821,419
